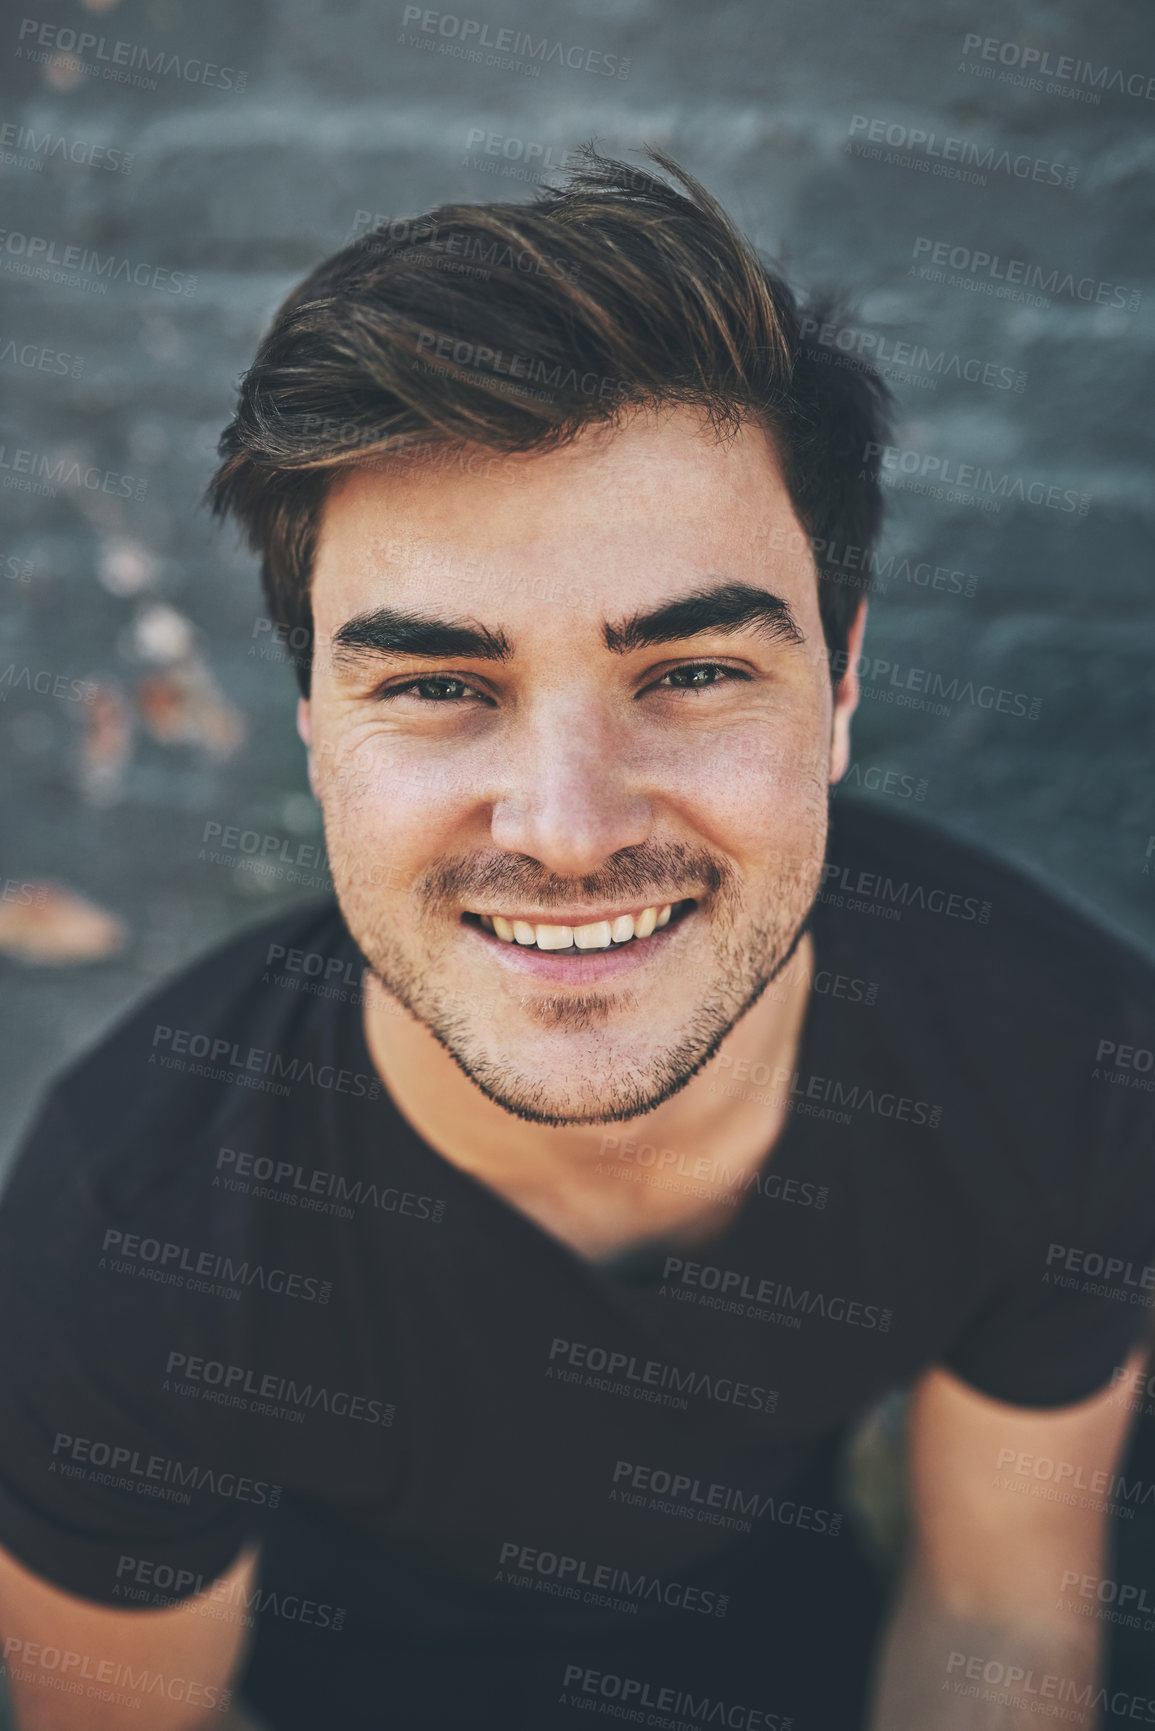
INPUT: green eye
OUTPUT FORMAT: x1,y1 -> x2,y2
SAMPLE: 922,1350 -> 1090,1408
412,677 -> 472,701
374,673 -> 492,706
662,664 -> 741,689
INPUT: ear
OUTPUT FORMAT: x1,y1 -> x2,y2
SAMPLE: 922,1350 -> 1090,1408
297,697 -> 320,801
828,600 -> 867,785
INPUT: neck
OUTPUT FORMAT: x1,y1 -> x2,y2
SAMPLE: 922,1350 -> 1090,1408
361,930 -> 816,1210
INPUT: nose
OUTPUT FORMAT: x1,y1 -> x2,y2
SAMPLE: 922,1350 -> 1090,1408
489,695 -> 653,879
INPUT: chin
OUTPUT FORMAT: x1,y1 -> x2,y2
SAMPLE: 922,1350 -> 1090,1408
455,1074 -> 683,1129
435,1015 -> 737,1127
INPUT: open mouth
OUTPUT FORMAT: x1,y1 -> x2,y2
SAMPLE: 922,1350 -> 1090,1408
461,898 -> 697,956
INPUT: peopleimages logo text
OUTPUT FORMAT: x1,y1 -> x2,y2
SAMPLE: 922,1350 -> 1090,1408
0,229 -> 195,295
546,1337 -> 777,1414
398,8 -> 630,77
0,1642 -> 230,1716
114,1554 -> 345,1631
960,34 -> 1155,102
150,1024 -> 380,1100
661,1255 -> 893,1329
560,1665 -> 789,1730
0,123 -> 133,174
945,1651 -> 1155,1724
830,652 -> 1042,722
497,1542 -> 726,1617
215,1146 -> 446,1223
0,338 -> 84,378
800,313 -> 1024,394
15,18 -> 247,91
847,114 -> 1076,187
164,1352 -> 395,1426
865,441 -> 1089,515
909,236 -> 1140,310
51,1432 -> 279,1508
0,445 -> 146,500
1045,1242 -> 1155,1291
0,664 -> 96,704
100,1228 -> 332,1304
611,1459 -> 842,1539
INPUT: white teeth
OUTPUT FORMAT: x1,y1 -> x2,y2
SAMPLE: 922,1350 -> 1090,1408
535,924 -> 574,951
574,920 -> 613,950
476,903 -> 684,951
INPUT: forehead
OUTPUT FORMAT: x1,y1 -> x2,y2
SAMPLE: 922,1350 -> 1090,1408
310,405 -> 816,626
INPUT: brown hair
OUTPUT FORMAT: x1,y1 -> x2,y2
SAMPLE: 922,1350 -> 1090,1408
208,147 -> 891,696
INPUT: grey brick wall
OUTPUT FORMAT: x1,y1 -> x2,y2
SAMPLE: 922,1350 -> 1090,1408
1,0 -> 1153,1166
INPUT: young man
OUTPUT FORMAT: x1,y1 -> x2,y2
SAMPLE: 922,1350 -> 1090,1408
0,152 -> 1152,1731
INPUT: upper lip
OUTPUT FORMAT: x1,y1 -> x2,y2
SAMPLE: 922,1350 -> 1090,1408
462,898 -> 694,924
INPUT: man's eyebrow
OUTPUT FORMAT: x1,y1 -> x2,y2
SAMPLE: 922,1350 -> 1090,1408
603,582 -> 805,655
331,607 -> 513,670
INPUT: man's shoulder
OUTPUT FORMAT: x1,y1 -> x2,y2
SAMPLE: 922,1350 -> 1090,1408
33,897 -> 355,1193
825,796 -> 1155,1011
821,800 -> 1155,1219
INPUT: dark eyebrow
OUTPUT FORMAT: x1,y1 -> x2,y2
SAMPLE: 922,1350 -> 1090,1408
603,582 -> 805,655
332,607 -> 512,672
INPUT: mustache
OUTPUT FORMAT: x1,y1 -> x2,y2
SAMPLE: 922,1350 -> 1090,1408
417,841 -> 732,911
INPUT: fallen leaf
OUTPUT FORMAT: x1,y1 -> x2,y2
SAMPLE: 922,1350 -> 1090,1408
0,885 -> 128,964
136,663 -> 244,759
78,681 -> 133,804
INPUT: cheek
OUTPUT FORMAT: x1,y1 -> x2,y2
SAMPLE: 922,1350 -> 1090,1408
669,715 -> 828,825
318,737 -> 480,874
672,731 -> 828,901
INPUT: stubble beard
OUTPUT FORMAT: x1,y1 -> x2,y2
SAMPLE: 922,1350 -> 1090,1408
341,849 -> 824,1129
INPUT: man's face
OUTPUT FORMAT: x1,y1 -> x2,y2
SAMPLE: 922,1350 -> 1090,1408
302,405 -> 859,1126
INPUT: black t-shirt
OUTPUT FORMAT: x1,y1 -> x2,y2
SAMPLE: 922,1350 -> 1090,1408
2,800 -> 1154,1731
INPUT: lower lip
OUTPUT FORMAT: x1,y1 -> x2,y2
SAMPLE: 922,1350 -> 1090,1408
461,907 -> 696,983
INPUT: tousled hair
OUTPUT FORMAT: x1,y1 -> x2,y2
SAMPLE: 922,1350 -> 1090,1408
208,147 -> 891,696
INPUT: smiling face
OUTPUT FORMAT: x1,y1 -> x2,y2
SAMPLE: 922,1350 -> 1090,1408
301,404 -> 862,1126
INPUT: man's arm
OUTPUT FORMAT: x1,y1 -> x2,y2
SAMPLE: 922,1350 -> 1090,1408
0,1541 -> 265,1730
868,1346 -> 1146,1731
